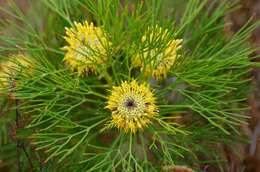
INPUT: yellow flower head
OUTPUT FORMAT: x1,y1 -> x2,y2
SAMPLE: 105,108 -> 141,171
63,21 -> 111,76
133,25 -> 182,80
106,80 -> 158,133
0,54 -> 33,88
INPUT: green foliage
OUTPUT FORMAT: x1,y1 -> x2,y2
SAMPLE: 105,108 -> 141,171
0,0 -> 259,171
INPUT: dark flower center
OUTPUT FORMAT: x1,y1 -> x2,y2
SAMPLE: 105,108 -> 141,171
125,99 -> 136,109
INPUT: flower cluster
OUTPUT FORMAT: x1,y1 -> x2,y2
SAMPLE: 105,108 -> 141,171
63,21 -> 182,133
0,54 -> 33,89
63,21 -> 111,76
133,25 -> 182,80
106,80 -> 158,133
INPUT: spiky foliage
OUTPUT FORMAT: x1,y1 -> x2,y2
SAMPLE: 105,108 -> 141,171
0,0 -> 259,172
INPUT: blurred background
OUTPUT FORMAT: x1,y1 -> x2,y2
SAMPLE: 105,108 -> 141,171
226,0 -> 260,172
0,0 -> 259,171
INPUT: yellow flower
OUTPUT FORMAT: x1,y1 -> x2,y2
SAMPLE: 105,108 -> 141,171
0,54 -> 33,88
106,80 -> 158,133
133,26 -> 182,80
63,21 -> 111,76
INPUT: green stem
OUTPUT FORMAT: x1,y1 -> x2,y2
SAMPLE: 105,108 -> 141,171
102,69 -> 113,86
